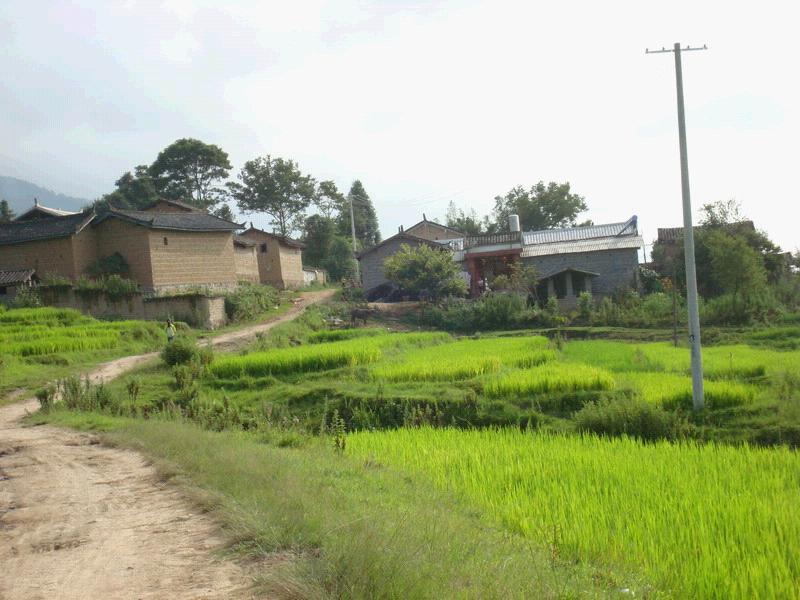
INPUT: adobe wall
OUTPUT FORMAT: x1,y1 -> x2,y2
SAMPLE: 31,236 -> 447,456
0,237 -> 77,279
40,287 -> 227,329
279,245 -> 305,289
147,230 -> 237,290
71,226 -> 98,276
239,230 -> 285,287
233,245 -> 259,282
94,219 -> 154,289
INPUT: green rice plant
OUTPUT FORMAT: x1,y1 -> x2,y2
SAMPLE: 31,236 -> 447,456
308,328 -> 388,343
209,333 -> 448,378
372,336 -> 553,382
348,428 -> 800,599
4,334 -> 122,356
618,371 -> 757,409
484,363 -> 615,397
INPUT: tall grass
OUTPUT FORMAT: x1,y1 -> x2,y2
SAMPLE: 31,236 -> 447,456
349,427 -> 800,599
307,328 -> 387,343
372,336 -> 553,382
618,371 -> 757,408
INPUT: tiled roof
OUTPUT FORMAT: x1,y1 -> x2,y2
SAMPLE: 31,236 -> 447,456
240,226 -> 305,249
523,216 -> 638,245
233,235 -> 256,247
537,266 -> 600,280
356,231 -> 441,259
0,269 -> 36,285
0,211 -> 94,246
521,236 -> 643,257
657,220 -> 755,242
96,209 -> 242,232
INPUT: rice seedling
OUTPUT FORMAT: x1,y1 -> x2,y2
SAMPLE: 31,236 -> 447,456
348,427 -> 800,599
308,328 -> 388,343
617,371 -> 757,408
483,363 -> 615,396
372,336 -> 553,382
209,332 -> 450,378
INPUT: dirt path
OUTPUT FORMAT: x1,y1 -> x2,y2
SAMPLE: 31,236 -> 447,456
0,289 -> 335,599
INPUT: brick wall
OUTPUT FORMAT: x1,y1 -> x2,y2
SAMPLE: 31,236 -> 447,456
94,219 -> 154,289
0,236 -> 77,279
523,248 -> 639,298
360,238 -> 430,292
234,245 -> 260,282
148,230 -> 237,290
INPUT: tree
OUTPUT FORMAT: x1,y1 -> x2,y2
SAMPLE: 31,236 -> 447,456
315,180 -> 344,219
149,138 -> 232,210
445,201 -> 494,235
303,214 -> 338,267
212,203 -> 235,222
493,181 -> 587,232
228,155 -> 316,237
706,229 -> 768,313
700,198 -> 744,227
338,180 -> 381,248
322,236 -> 356,282
98,165 -> 160,211
383,243 -> 466,301
0,199 -> 15,222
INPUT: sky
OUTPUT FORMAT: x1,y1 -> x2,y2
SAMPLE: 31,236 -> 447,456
1,0 -> 798,255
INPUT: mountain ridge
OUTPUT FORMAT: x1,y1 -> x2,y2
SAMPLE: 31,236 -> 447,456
0,175 -> 90,216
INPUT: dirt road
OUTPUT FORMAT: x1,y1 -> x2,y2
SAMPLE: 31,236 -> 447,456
0,289 -> 335,599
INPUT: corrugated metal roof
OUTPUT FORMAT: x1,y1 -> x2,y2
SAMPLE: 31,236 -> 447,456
0,269 -> 36,285
523,216 -> 638,245
521,236 -> 643,257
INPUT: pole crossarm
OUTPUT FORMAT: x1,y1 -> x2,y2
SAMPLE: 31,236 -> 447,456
646,44 -> 707,54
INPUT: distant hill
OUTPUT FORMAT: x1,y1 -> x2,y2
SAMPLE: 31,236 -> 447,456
0,176 -> 90,216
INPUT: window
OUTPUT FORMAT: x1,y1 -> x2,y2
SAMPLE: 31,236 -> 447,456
163,237 -> 169,246
260,243 -> 268,253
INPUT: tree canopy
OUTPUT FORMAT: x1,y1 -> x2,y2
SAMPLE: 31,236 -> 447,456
315,180 -> 345,219
445,201 -> 494,235
383,243 -> 466,301
338,180 -> 380,248
228,156 -> 316,237
0,199 -> 15,222
149,138 -> 232,210
493,181 -> 588,231
98,165 -> 160,211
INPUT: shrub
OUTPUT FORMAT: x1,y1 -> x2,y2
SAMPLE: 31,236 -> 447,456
35,385 -> 56,412
87,252 -> 131,278
10,287 -> 42,308
224,283 -> 281,322
575,396 -> 684,441
161,337 -> 198,366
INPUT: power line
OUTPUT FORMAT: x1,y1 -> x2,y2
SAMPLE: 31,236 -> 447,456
646,42 -> 707,411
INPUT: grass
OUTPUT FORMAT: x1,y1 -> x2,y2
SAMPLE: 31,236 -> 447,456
349,427 -> 800,599
618,371 -> 758,409
307,327 -> 388,343
35,410 -> 622,598
372,336 -> 554,382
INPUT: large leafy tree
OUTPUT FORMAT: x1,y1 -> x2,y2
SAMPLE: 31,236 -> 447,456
0,199 -> 15,222
315,180 -> 344,219
303,214 -> 338,268
493,181 -> 587,231
706,229 -> 768,313
383,243 -> 466,301
98,165 -> 160,211
338,180 -> 380,248
228,155 -> 316,237
445,201 -> 495,235
149,138 -> 232,210
322,236 -> 356,282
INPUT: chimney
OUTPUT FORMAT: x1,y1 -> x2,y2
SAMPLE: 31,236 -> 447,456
508,214 -> 520,233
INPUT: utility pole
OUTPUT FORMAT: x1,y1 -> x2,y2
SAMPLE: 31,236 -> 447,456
349,193 -> 361,282
646,42 -> 707,411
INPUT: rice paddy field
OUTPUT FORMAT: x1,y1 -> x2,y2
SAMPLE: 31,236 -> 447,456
348,428 -> 800,598
0,306 -> 163,395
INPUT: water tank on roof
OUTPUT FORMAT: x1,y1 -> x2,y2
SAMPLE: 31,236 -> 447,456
508,214 -> 520,233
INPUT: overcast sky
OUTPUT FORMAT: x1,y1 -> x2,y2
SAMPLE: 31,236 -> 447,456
1,0 -> 797,253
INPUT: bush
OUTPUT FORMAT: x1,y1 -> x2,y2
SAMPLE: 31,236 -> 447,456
87,252 -> 131,278
10,287 -> 42,308
224,283 -> 280,322
575,396 -> 685,441
161,337 -> 199,366
422,292 -> 537,332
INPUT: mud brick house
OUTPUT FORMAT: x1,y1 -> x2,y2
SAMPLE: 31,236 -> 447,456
358,214 -> 643,308
237,225 -> 306,289
0,201 -> 242,293
233,236 -> 260,283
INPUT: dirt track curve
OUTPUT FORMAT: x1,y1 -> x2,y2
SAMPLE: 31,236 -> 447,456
0,290 -> 335,600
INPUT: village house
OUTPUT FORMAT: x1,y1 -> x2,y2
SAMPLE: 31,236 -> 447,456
237,225 -> 306,290
358,214 -> 643,308
0,200 -> 312,297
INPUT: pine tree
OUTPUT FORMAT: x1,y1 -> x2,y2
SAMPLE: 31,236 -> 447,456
0,199 -> 15,222
338,180 -> 381,248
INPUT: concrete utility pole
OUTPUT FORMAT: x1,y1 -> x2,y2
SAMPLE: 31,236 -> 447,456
646,42 -> 707,411
349,193 -> 361,282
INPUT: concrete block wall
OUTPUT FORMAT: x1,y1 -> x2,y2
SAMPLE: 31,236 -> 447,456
523,248 -> 639,298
